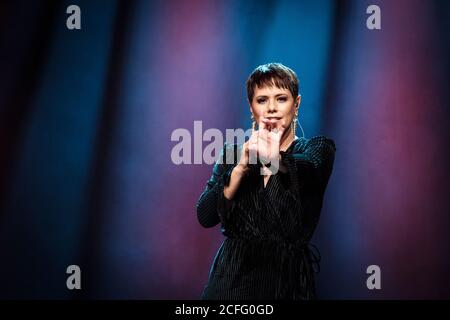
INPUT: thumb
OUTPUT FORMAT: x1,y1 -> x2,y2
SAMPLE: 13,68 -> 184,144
274,125 -> 285,139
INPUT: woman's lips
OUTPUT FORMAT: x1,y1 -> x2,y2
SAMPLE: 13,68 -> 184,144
262,117 -> 282,130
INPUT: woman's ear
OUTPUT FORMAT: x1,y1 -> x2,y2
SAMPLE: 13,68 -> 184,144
249,101 -> 256,114
296,95 -> 301,110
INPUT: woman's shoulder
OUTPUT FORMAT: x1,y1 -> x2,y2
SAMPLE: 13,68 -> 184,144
303,135 -> 336,151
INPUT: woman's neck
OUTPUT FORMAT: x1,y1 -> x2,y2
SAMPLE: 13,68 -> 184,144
279,128 -> 297,152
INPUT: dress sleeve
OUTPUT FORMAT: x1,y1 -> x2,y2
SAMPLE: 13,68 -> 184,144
279,135 -> 336,196
196,143 -> 238,228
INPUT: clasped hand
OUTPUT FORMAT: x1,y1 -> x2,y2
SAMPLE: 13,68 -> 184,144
237,118 -> 286,175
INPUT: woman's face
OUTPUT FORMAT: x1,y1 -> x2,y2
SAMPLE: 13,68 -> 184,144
250,83 -> 300,134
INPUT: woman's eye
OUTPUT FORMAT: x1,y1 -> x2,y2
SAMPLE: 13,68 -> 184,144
257,99 -> 265,104
278,97 -> 287,102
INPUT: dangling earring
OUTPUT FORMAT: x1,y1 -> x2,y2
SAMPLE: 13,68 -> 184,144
292,108 -> 298,134
251,113 -> 256,131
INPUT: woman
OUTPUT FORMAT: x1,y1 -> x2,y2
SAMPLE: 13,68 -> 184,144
196,63 -> 336,300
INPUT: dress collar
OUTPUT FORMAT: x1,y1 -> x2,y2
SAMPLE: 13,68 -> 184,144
283,136 -> 303,154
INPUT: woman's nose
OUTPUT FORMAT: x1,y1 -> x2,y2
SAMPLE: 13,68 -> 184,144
268,99 -> 277,111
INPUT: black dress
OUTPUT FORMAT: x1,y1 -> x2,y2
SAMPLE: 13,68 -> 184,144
196,135 -> 336,300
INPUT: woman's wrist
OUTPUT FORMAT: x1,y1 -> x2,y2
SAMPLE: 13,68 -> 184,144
233,164 -> 247,178
223,165 -> 246,200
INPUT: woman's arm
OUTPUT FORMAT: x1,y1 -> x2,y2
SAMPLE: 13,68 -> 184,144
223,165 -> 247,200
265,135 -> 336,229
280,135 -> 336,196
223,133 -> 256,199
196,144 -> 240,228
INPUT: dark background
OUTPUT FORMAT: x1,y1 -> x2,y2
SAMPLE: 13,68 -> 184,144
0,0 -> 449,299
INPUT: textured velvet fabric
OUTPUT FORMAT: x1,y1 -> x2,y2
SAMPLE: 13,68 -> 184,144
196,136 -> 336,299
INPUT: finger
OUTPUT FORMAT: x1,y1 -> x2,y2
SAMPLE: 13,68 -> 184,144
248,142 -> 258,164
249,130 -> 258,145
249,131 -> 259,145
274,125 -> 285,139
267,119 -> 278,130
261,118 -> 274,131
273,120 -> 287,137
258,126 -> 268,142
264,118 -> 282,132
259,120 -> 267,131
243,141 -> 249,154
239,143 -> 247,162
248,137 -> 258,146
243,142 -> 249,161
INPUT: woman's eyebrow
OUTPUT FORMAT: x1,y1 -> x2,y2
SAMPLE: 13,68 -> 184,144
255,93 -> 288,98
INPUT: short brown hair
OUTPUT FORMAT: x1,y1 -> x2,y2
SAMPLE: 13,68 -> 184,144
246,62 -> 299,103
